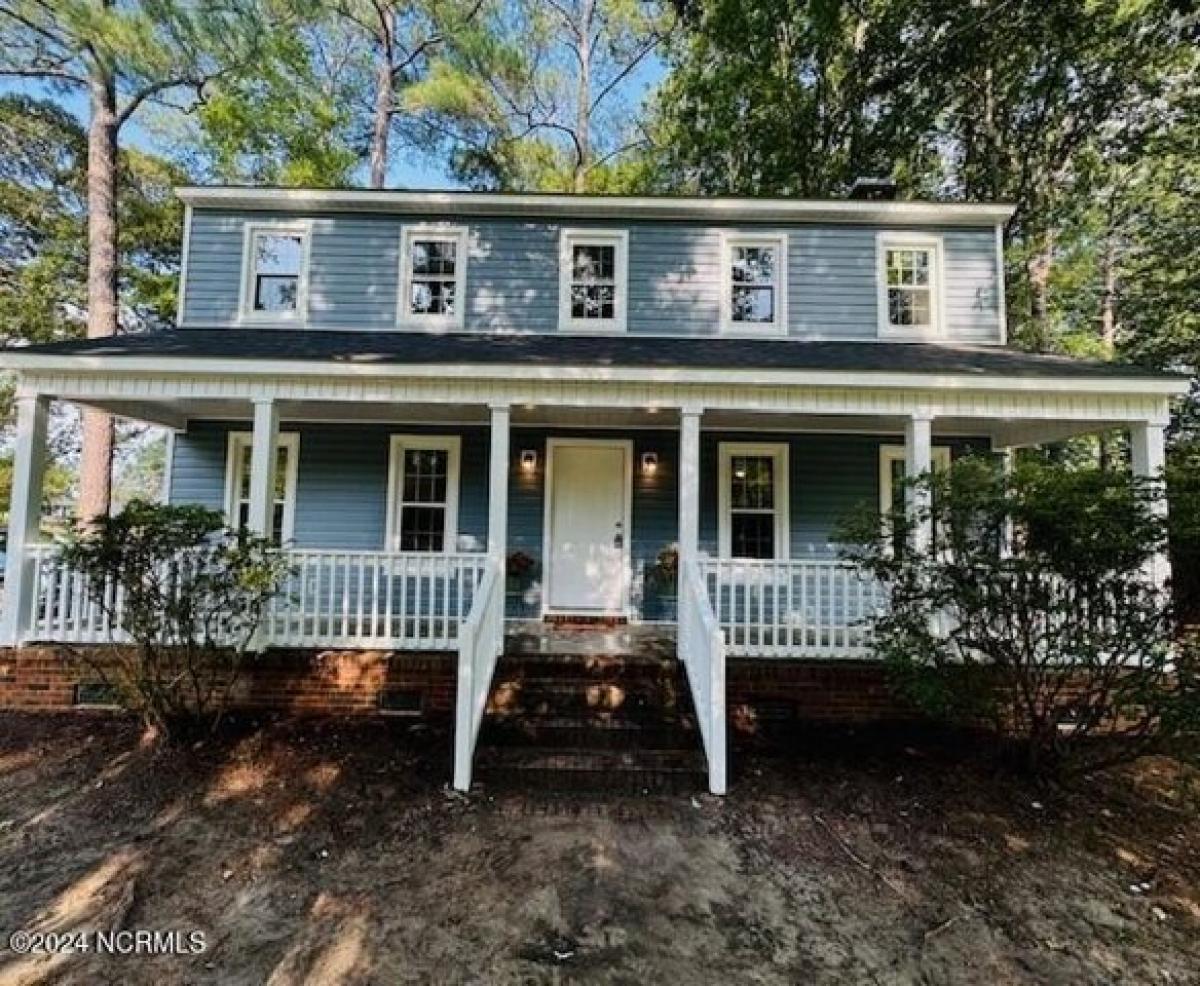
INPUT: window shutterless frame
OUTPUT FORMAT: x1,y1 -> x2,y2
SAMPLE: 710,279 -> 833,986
878,443 -> 952,516
237,221 -> 312,325
397,225 -> 469,331
223,431 -> 300,543
876,231 -> 945,339
719,232 -> 788,335
557,228 -> 629,333
385,435 -> 462,553
717,442 -> 790,560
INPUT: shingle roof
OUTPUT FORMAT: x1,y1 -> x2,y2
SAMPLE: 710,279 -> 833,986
3,328 -> 1183,380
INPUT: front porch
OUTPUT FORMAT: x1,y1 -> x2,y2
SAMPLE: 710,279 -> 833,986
0,335 -> 1181,793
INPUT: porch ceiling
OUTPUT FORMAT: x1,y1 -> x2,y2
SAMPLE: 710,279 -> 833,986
61,394 -> 1128,449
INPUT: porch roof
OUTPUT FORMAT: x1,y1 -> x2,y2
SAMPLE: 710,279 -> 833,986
3,328 -> 1185,382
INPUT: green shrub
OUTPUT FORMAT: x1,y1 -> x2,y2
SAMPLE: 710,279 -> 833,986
60,500 -> 290,741
839,457 -> 1200,775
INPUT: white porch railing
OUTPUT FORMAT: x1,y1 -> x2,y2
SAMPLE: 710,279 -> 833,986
679,559 -> 727,794
698,558 -> 887,659
453,557 -> 504,791
24,544 -> 488,651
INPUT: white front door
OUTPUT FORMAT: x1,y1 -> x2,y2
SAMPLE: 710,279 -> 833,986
546,440 -> 631,614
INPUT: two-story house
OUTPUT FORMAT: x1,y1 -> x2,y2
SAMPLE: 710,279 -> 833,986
0,186 -> 1186,792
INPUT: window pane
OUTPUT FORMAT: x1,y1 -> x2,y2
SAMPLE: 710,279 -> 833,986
888,286 -> 931,327
410,280 -> 456,315
254,275 -> 298,312
402,449 -> 448,504
400,506 -> 445,552
730,455 -> 774,509
731,246 -> 775,284
411,239 -> 456,276
731,513 -> 775,559
572,244 -> 615,282
255,234 -> 303,276
732,285 -> 774,323
570,284 -> 616,320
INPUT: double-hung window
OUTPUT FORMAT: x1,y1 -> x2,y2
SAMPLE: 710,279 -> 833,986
399,226 -> 468,329
719,443 -> 790,560
558,229 -> 628,332
240,224 -> 309,322
721,233 -> 788,334
877,233 -> 942,337
387,436 -> 461,552
224,432 -> 300,544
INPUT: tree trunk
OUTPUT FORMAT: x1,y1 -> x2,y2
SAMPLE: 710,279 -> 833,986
573,0 -> 593,192
79,58 -> 120,522
1026,231 -> 1054,347
368,8 -> 395,190
1099,236 -> 1118,356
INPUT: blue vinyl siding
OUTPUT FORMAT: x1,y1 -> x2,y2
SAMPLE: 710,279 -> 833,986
170,421 -> 489,551
170,422 -> 988,618
182,210 -> 1002,342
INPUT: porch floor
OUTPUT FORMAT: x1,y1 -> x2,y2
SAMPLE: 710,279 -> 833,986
504,621 -> 677,662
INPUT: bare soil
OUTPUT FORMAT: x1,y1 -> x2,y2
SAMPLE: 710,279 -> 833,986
0,713 -> 1197,985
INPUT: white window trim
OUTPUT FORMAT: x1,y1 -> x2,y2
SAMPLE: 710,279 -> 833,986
718,442 -> 790,560
386,434 -> 462,553
237,221 -> 312,325
224,431 -> 301,542
878,444 -> 952,514
397,224 -> 469,331
876,231 -> 946,339
557,228 -> 629,333
719,231 -> 789,336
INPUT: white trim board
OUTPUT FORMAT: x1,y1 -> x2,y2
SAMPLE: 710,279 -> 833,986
541,437 -> 634,618
7,353 -> 1185,398
176,186 -> 1017,227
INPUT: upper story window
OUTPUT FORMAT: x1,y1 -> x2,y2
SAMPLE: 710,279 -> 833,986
877,232 -> 943,338
387,435 -> 461,552
718,442 -> 790,560
398,226 -> 468,330
558,229 -> 628,332
240,223 -> 309,323
720,233 -> 788,335
224,432 -> 300,544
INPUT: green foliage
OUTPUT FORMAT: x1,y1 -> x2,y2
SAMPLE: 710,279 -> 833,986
59,501 -> 290,740
839,457 -> 1200,775
0,94 -> 183,345
406,0 -> 672,190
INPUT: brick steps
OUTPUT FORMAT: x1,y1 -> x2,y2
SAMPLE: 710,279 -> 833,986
473,648 -> 706,793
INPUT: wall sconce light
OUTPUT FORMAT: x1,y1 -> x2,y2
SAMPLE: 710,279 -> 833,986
520,449 -> 538,472
641,452 -> 659,475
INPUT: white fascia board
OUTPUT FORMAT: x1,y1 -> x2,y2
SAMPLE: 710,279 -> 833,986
4,351 -> 1188,398
175,186 -> 1017,228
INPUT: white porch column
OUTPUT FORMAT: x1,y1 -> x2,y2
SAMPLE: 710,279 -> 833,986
905,412 -> 934,554
486,403 -> 511,560
487,403 -> 511,652
678,405 -> 703,566
246,398 -> 280,539
2,393 -> 50,644
1131,418 -> 1170,589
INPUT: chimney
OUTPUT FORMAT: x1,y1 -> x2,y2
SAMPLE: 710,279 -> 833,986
848,177 -> 898,201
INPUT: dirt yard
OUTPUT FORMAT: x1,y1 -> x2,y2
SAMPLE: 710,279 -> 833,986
0,713 -> 1197,985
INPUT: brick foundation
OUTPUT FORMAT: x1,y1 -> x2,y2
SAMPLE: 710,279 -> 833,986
726,659 -> 916,728
0,646 -> 457,718
0,646 -> 919,725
